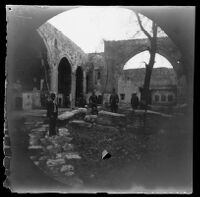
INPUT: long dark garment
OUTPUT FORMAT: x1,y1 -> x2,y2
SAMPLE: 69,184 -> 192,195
110,94 -> 119,113
131,95 -> 139,109
49,116 -> 57,136
47,100 -> 58,136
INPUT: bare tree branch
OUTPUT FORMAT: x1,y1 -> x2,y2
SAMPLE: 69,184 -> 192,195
135,12 -> 152,41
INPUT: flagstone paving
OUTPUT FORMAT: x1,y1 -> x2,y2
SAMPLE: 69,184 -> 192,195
27,120 -> 84,188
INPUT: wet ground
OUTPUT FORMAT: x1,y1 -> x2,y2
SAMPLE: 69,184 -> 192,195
6,109 -> 192,193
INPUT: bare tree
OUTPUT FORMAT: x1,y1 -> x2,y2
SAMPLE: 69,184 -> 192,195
135,13 -> 158,109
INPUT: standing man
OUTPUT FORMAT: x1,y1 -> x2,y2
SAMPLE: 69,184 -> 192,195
110,88 -> 119,113
46,93 -> 58,136
89,91 -> 98,115
131,93 -> 139,110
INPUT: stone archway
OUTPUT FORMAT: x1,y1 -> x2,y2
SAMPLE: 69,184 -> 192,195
118,51 -> 179,105
75,66 -> 83,106
103,37 -> 182,93
58,57 -> 72,107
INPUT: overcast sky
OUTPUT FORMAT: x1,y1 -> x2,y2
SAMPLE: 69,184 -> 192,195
48,6 -> 171,69
124,51 -> 173,69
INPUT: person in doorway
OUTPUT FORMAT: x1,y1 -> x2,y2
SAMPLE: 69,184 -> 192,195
131,93 -> 139,110
46,93 -> 58,136
110,88 -> 119,113
89,91 -> 98,115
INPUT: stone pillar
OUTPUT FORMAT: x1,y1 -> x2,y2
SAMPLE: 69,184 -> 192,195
83,71 -> 87,95
50,66 -> 58,94
71,72 -> 76,109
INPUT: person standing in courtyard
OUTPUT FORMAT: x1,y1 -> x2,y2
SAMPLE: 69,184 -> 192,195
46,92 -> 58,136
89,91 -> 98,115
110,88 -> 119,113
131,93 -> 139,110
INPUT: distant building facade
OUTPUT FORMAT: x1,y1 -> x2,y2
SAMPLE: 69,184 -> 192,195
151,85 -> 177,106
117,67 -> 178,106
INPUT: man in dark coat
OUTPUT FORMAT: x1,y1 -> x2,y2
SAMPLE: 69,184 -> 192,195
110,88 -> 119,113
46,93 -> 58,136
131,93 -> 139,110
89,91 -> 98,115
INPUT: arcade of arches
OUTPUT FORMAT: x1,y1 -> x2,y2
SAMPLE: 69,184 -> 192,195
37,22 -> 187,108
6,6 -> 194,111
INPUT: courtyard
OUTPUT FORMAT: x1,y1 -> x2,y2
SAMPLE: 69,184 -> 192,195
8,107 -> 192,193
5,6 -> 194,194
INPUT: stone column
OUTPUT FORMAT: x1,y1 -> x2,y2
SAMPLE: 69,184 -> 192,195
83,71 -> 87,95
71,72 -> 76,109
50,66 -> 58,94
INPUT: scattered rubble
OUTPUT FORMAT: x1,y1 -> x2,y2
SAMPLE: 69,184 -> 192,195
60,164 -> 74,172
58,108 -> 87,121
98,110 -> 125,117
64,152 -> 81,160
84,115 -> 98,123
46,158 -> 65,167
63,143 -> 74,151
28,107 -> 176,187
69,120 -> 92,128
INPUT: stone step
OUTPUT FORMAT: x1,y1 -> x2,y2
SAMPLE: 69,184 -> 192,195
58,128 -> 70,136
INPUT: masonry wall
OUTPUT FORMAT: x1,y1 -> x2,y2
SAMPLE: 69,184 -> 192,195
118,68 -> 177,104
37,22 -> 88,108
104,37 -> 182,93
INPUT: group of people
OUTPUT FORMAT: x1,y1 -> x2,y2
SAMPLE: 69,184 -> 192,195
88,88 -> 140,114
46,89 -> 140,137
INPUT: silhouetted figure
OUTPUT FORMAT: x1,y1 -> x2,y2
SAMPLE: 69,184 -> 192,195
131,93 -> 139,110
46,93 -> 58,136
89,91 -> 98,115
110,88 -> 119,113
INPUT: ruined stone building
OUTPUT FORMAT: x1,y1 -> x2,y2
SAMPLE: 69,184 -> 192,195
9,21 -> 187,110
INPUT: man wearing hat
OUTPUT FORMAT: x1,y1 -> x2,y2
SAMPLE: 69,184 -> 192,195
46,92 -> 58,136
131,92 -> 139,110
109,88 -> 119,113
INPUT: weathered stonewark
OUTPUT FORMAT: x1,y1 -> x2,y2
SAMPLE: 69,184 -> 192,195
69,120 -> 92,128
58,108 -> 87,122
98,110 -> 125,117
84,115 -> 98,123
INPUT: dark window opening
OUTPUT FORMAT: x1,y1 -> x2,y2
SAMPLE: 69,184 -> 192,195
155,95 -> 159,102
76,66 -> 83,105
97,71 -> 101,80
161,95 -> 166,102
59,98 -> 62,105
58,57 -> 71,108
168,94 -> 173,102
120,94 -> 125,100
